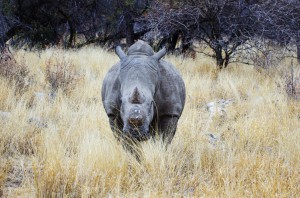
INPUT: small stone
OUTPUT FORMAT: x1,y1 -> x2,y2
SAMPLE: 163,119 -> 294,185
28,117 -> 47,128
0,111 -> 11,119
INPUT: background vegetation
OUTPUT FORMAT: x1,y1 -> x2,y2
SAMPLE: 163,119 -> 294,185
1,0 -> 300,68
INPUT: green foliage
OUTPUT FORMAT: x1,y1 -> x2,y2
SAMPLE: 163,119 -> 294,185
2,0 -> 14,16
21,23 -> 57,48
125,0 -> 135,7
1,0 -> 299,68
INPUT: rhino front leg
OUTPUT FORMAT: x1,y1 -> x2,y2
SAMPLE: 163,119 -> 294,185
109,117 -> 117,131
159,115 -> 179,144
109,115 -> 142,160
108,115 -> 124,139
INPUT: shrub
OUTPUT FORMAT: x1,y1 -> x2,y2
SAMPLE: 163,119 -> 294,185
45,54 -> 82,95
0,52 -> 32,93
286,65 -> 300,100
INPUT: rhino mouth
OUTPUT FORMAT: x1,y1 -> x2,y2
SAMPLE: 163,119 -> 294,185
123,126 -> 150,141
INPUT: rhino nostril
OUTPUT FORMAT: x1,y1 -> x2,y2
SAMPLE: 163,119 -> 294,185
128,115 -> 143,126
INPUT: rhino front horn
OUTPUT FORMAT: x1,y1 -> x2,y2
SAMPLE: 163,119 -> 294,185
152,47 -> 167,60
116,46 -> 126,60
129,87 -> 145,104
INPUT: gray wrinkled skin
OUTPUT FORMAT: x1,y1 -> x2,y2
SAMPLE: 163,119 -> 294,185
101,40 -> 186,144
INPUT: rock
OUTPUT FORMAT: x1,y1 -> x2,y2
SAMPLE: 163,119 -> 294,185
206,99 -> 234,116
0,111 -> 11,120
0,111 -> 47,128
28,116 -> 47,128
207,133 -> 221,147
32,91 -> 56,105
34,92 -> 47,101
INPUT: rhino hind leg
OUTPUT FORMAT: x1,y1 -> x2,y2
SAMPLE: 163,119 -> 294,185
159,115 -> 179,144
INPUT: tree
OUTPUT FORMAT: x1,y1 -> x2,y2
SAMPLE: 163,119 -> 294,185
0,0 -> 152,48
252,0 -> 300,62
0,2 -> 9,50
141,0 -> 261,68
0,0 -> 70,48
1,0 -> 300,69
90,0 -> 151,47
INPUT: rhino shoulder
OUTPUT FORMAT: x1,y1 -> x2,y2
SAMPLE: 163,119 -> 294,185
155,60 -> 186,116
101,63 -> 121,116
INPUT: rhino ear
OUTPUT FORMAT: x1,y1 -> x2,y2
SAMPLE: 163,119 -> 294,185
116,46 -> 126,60
152,47 -> 166,60
129,87 -> 145,104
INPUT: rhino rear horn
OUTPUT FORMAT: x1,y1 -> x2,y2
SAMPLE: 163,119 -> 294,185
129,87 -> 145,104
152,47 -> 166,60
116,46 -> 126,60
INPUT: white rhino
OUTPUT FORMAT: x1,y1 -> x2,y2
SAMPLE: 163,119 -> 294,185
102,40 -> 185,144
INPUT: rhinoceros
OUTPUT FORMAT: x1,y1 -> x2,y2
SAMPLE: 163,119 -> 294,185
101,40 -> 185,144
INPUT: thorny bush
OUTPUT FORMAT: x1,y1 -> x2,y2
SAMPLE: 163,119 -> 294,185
286,65 -> 300,100
0,54 -> 32,93
45,54 -> 82,95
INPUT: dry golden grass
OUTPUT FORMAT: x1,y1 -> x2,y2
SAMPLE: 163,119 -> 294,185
0,47 -> 299,197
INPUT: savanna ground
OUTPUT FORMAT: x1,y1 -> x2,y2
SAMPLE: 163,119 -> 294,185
0,46 -> 299,197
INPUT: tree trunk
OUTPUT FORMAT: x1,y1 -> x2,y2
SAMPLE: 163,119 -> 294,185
58,9 -> 75,48
126,24 -> 134,46
297,39 -> 300,64
0,40 -> 4,51
181,33 -> 191,53
0,14 -> 6,50
168,31 -> 179,52
224,53 -> 230,68
125,14 -> 134,46
157,38 -> 167,51
68,20 -> 75,48
214,45 -> 231,69
215,47 -> 224,69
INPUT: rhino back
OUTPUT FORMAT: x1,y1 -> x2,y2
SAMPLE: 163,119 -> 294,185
155,60 -> 186,116
101,63 -> 121,116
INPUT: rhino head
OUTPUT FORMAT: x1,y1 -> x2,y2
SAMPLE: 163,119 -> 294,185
120,86 -> 154,141
115,40 -> 166,141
